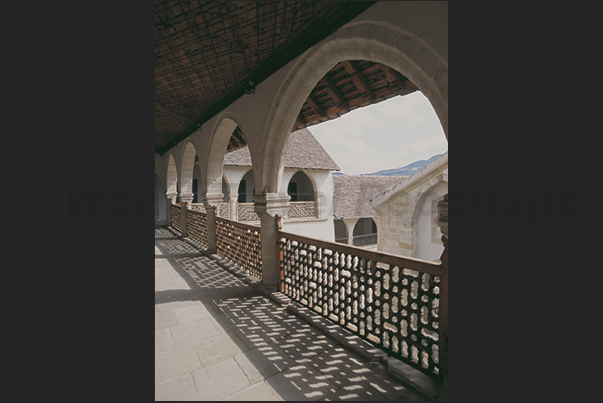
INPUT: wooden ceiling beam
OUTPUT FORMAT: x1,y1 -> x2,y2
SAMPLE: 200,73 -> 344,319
306,93 -> 326,117
322,74 -> 349,111
342,60 -> 374,100
381,65 -> 400,87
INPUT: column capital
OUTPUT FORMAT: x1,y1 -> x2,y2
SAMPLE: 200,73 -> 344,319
253,192 -> 290,219
203,192 -> 223,208
179,192 -> 194,204
166,192 -> 178,203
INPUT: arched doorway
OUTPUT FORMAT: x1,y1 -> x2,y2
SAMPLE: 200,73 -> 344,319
352,217 -> 378,247
287,171 -> 315,202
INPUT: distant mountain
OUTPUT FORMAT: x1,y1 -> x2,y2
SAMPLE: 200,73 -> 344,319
360,154 -> 442,176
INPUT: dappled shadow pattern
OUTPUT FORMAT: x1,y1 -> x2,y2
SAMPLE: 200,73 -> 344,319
176,256 -> 248,290
155,228 -> 430,401
213,296 -> 416,401
155,228 -> 206,256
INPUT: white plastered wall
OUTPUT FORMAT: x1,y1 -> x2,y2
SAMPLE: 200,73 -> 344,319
281,169 -> 335,242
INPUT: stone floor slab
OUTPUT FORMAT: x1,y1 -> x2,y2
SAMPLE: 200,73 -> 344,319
169,317 -> 223,347
155,309 -> 179,331
155,373 -> 202,401
234,344 -> 295,384
223,381 -> 284,401
173,304 -> 213,323
155,328 -> 175,353
155,344 -> 202,384
192,357 -> 251,401
194,332 -> 245,365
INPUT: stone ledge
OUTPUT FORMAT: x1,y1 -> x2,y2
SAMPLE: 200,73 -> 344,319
384,356 -> 440,400
265,291 -> 291,307
243,276 -> 262,287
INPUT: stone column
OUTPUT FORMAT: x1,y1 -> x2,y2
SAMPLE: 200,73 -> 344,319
229,192 -> 238,221
165,192 -> 177,227
180,193 -> 193,237
204,193 -> 222,254
254,192 -> 290,291
343,218 -> 359,246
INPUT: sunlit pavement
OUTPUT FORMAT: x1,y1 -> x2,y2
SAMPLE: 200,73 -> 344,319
155,227 -> 432,401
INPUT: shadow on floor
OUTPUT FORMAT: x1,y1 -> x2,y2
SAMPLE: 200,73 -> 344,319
155,228 -> 430,401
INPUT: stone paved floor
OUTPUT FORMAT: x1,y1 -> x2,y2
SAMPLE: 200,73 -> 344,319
155,227 -> 431,401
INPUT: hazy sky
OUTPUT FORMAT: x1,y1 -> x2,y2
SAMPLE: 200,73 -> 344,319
309,91 -> 448,175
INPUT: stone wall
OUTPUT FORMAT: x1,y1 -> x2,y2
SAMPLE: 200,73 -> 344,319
372,155 -> 448,260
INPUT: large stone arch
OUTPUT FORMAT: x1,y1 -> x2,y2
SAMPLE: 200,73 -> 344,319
179,140 -> 198,203
258,21 -> 448,194
204,112 -> 253,204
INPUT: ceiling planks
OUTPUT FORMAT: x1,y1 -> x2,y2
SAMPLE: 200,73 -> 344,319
155,1 -> 377,154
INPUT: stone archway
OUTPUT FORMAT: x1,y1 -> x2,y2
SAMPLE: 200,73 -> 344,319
204,113 -> 248,205
258,21 -> 448,195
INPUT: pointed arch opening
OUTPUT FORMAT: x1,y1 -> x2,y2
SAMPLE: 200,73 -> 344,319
259,22 -> 447,195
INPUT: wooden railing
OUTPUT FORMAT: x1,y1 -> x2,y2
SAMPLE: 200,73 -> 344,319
186,209 -> 208,247
215,215 -> 262,279
170,203 -> 182,232
168,205 -> 448,380
278,230 -> 447,380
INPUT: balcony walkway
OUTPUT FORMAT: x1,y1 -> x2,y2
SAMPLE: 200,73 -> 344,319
155,227 -> 433,401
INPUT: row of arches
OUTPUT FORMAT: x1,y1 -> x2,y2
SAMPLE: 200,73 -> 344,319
156,3 -> 447,292
168,161 -> 317,209
334,217 -> 378,247
157,4 -> 447,219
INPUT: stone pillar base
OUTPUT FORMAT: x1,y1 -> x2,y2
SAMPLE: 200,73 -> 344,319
204,194 -> 223,254
254,193 -> 290,290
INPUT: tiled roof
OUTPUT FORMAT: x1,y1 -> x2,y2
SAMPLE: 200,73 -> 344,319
223,128 -> 340,171
333,175 -> 408,219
